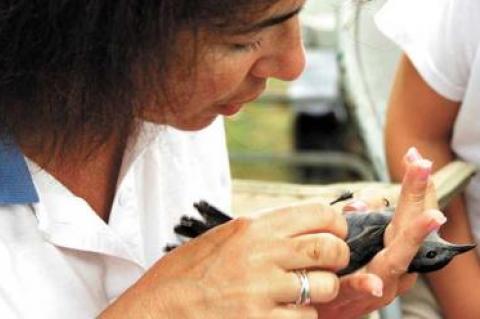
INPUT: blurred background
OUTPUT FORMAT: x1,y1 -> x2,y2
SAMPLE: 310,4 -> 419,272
225,0 -> 401,185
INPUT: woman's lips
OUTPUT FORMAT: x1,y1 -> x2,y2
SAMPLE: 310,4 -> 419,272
218,91 -> 263,116
218,103 -> 244,116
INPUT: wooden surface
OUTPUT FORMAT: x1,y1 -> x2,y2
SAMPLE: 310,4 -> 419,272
232,161 -> 476,217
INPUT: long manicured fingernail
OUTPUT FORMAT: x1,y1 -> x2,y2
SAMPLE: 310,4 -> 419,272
371,277 -> 384,297
344,199 -> 368,213
416,159 -> 432,181
406,147 -> 422,162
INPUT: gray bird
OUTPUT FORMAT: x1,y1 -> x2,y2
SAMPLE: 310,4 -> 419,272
169,200 -> 476,276
169,152 -> 478,276
338,208 -> 475,275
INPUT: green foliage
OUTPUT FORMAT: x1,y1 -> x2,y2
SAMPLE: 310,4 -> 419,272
225,101 -> 295,181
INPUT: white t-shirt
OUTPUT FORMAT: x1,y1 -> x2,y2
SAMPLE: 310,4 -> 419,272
376,0 -> 480,249
0,118 -> 231,318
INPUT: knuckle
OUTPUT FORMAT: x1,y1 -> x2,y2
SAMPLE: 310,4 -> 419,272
403,189 -> 425,205
382,249 -> 408,276
322,235 -> 349,268
388,262 -> 408,276
303,235 -> 349,269
307,237 -> 325,261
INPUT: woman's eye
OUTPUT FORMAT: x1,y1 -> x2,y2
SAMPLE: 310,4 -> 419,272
231,40 -> 262,52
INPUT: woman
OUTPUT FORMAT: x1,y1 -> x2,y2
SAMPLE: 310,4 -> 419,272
379,0 -> 480,318
0,1 -> 444,318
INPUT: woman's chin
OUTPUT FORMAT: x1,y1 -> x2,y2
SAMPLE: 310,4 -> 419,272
170,115 -> 219,131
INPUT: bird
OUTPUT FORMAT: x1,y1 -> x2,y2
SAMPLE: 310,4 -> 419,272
168,199 -> 476,276
337,208 -> 475,275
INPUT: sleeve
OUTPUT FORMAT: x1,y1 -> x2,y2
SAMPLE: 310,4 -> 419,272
375,0 -> 480,102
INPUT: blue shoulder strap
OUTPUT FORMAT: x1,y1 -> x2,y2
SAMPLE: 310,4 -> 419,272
0,138 -> 39,204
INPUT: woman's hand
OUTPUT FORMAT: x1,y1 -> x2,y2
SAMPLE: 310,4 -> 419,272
100,147 -> 445,319
101,201 -> 351,319
314,148 -> 446,318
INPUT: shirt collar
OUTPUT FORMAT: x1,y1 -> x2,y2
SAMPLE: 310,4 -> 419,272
0,121 -> 160,206
0,138 -> 39,204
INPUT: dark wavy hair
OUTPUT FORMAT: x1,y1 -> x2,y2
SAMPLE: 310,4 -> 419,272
0,0 -> 278,157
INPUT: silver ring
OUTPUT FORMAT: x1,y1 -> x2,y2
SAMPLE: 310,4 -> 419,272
295,270 -> 311,306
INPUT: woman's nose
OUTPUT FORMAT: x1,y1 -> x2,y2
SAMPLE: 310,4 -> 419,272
251,19 -> 306,81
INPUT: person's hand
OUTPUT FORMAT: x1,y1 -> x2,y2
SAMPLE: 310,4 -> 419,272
100,202 -> 351,319
313,147 -> 446,318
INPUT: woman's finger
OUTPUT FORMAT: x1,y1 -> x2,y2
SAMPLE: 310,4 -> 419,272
425,179 -> 439,210
347,190 -> 391,212
310,272 -> 384,318
255,202 -> 348,239
398,146 -> 439,220
371,209 -> 446,277
397,273 -> 417,295
390,158 -> 432,237
342,199 -> 369,214
276,233 -> 350,271
336,272 -> 384,301
275,270 -> 340,304
269,306 -> 318,319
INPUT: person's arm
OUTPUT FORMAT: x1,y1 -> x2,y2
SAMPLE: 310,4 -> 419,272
99,201 -> 353,319
386,54 -> 480,319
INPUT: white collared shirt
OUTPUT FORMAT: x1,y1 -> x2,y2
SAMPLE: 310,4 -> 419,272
376,0 -> 480,252
0,118 -> 231,318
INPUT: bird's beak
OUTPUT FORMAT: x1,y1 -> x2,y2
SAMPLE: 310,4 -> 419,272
450,243 -> 476,255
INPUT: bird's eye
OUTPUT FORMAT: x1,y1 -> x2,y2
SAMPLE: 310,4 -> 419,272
426,251 -> 437,259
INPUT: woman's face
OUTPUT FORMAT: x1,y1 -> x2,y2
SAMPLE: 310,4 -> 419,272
145,0 -> 307,130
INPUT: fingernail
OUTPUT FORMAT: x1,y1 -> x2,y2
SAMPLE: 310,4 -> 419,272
371,278 -> 383,297
344,200 -> 368,213
416,159 -> 432,181
406,147 -> 422,162
427,210 -> 447,232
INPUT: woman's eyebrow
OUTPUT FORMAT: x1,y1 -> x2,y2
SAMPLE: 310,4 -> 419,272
236,5 -> 304,34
